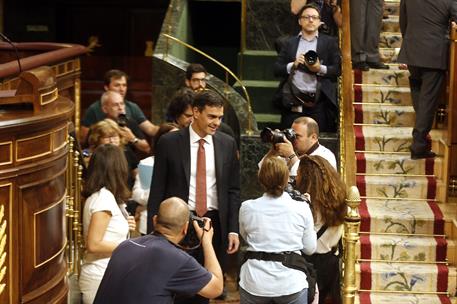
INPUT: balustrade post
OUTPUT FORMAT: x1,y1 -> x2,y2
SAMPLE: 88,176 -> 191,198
343,186 -> 361,304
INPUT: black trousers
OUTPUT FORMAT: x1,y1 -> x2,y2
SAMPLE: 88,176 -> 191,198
174,210 -> 224,304
280,93 -> 337,132
307,251 -> 342,304
408,65 -> 446,154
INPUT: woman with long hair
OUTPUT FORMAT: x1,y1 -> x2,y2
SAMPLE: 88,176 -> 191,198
295,155 -> 346,304
79,144 -> 136,304
239,157 -> 316,303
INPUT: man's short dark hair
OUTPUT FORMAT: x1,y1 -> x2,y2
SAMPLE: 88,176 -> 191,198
192,90 -> 224,111
297,3 -> 321,19
186,63 -> 207,80
104,69 -> 128,86
166,88 -> 195,122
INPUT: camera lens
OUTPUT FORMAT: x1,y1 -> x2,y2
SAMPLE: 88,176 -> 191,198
117,113 -> 128,127
304,50 -> 318,65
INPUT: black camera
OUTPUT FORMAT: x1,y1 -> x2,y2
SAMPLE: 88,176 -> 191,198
304,50 -> 319,66
190,214 -> 206,228
117,113 -> 129,127
260,127 -> 297,144
178,214 -> 209,250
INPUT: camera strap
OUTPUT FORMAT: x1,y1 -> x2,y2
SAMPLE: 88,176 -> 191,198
287,67 -> 317,108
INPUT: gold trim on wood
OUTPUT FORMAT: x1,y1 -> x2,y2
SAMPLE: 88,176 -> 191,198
15,132 -> 52,162
40,88 -> 58,106
0,183 -> 12,302
33,195 -> 66,268
0,142 -> 13,166
52,125 -> 68,152
0,204 -> 7,296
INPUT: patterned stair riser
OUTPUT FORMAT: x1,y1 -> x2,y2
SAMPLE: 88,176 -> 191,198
359,234 -> 448,262
382,17 -> 400,32
359,199 -> 444,235
384,2 -> 400,17
354,126 -> 433,152
356,293 -> 453,304
356,152 -> 439,175
357,175 -> 437,200
353,69 -> 410,86
354,85 -> 412,105
380,47 -> 400,63
357,262 -> 455,294
380,32 -> 403,48
354,104 -> 415,127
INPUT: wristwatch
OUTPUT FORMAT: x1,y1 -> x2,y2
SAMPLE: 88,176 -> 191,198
130,137 -> 139,145
287,153 -> 297,161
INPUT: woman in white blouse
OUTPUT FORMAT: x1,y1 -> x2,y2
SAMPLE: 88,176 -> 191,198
79,144 -> 136,304
295,155 -> 346,304
239,157 -> 316,304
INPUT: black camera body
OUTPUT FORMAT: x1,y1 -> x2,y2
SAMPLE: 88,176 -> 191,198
117,113 -> 129,127
304,50 -> 318,66
178,214 -> 207,250
260,127 -> 297,144
190,214 -> 205,228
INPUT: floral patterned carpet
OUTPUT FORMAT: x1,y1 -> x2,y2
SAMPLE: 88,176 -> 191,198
354,1 -> 456,303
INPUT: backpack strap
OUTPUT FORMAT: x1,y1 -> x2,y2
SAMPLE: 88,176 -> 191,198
316,224 -> 328,239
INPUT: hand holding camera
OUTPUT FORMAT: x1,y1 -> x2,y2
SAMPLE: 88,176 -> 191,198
192,215 -> 213,245
260,127 -> 297,160
303,50 -> 321,73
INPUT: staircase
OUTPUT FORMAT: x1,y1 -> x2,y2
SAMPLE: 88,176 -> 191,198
353,1 -> 457,303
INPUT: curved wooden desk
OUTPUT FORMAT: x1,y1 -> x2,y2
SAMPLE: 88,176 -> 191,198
0,68 -> 74,303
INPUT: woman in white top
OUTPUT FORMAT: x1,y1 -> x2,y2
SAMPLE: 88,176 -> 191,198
295,155 -> 346,304
239,157 -> 316,304
79,144 -> 136,304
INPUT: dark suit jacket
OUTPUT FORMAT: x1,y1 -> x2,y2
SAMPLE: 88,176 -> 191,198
146,127 -> 240,247
398,0 -> 457,70
273,33 -> 341,108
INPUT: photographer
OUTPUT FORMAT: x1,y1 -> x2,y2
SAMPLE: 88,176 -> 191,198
100,91 -> 150,154
273,3 -> 341,132
93,197 -> 223,304
260,117 -> 336,178
239,157 -> 316,303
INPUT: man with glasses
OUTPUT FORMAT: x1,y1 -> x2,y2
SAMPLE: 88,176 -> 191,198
185,63 -> 208,91
274,3 -> 341,132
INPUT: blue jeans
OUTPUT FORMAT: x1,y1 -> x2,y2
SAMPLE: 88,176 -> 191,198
239,287 -> 308,304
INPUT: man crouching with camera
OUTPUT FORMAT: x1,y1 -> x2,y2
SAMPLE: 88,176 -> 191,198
100,90 -> 151,154
93,197 -> 223,304
260,117 -> 336,178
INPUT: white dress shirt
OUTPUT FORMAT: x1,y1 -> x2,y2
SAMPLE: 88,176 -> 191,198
188,125 -> 218,211
239,192 -> 316,297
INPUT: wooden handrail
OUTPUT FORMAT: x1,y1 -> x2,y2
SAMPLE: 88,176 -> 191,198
340,0 -> 356,186
448,25 -> 457,146
0,42 -> 87,78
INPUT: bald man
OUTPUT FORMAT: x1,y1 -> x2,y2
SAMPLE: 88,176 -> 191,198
94,197 -> 223,304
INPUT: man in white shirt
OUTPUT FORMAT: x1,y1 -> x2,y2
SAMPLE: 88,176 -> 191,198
261,116 -> 336,177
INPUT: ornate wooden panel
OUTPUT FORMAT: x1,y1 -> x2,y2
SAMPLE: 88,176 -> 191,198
0,91 -> 73,303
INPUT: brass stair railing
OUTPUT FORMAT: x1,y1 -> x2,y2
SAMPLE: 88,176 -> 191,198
65,135 -> 84,276
161,33 -> 255,135
340,0 -> 359,303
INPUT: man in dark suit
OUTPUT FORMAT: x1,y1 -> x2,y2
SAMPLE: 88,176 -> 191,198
274,3 -> 341,132
398,0 -> 457,159
147,90 -> 240,304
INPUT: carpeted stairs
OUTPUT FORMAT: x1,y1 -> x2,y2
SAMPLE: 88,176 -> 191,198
354,1 -> 456,303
